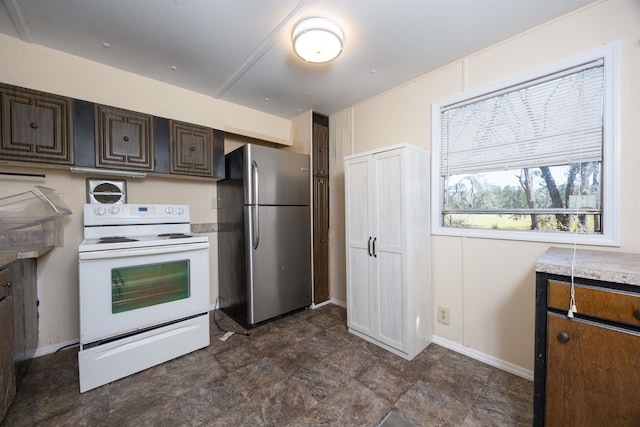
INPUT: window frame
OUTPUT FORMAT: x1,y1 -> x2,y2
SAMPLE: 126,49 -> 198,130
431,42 -> 620,246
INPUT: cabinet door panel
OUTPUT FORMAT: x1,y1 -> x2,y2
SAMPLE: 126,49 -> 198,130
348,248 -> 372,334
345,157 -> 372,335
374,152 -> 403,249
95,105 -> 153,171
170,120 -> 214,177
313,123 -> 329,176
546,314 -> 640,426
376,251 -> 404,350
345,159 -> 369,244
313,176 -> 329,303
0,85 -> 73,164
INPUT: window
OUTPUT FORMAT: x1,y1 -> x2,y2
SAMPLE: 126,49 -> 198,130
432,42 -> 619,245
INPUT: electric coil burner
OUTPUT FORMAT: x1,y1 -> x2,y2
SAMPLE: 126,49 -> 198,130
98,236 -> 138,243
77,203 -> 210,392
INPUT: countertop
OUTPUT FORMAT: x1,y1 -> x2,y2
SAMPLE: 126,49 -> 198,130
0,246 -> 53,268
535,247 -> 640,285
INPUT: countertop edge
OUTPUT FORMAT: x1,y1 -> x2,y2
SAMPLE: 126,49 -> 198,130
0,246 -> 54,268
535,247 -> 640,286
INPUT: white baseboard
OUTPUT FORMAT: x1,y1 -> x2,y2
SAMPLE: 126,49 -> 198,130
311,300 -> 332,309
432,335 -> 533,382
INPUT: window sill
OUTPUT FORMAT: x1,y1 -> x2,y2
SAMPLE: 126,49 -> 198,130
431,225 -> 619,247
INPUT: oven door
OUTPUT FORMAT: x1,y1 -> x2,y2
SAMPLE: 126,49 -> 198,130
78,242 -> 209,344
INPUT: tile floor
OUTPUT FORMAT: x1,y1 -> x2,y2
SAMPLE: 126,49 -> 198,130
1,304 -> 533,426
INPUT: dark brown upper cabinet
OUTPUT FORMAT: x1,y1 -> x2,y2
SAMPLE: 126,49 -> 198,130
168,121 -> 224,179
169,120 -> 215,177
94,104 -> 154,171
0,84 -> 74,165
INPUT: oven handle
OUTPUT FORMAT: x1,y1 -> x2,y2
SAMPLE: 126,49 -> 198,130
79,242 -> 210,260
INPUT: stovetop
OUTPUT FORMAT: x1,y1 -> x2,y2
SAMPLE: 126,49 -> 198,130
79,232 -> 209,252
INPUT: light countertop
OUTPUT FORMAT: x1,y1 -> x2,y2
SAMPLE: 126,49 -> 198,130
535,247 -> 640,285
0,246 -> 53,268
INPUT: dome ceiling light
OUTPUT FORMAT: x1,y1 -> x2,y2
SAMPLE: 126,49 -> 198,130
292,17 -> 344,63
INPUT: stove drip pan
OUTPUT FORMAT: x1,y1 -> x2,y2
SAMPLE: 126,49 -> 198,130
158,233 -> 192,239
98,237 -> 139,243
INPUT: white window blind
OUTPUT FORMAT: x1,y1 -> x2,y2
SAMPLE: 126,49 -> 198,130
440,60 -> 604,176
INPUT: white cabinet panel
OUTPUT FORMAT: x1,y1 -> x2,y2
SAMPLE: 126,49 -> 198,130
347,247 -> 372,334
344,144 -> 431,360
375,153 -> 403,249
377,251 -> 403,349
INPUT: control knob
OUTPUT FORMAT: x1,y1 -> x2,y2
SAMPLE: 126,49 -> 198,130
94,207 -> 107,216
165,206 -> 175,214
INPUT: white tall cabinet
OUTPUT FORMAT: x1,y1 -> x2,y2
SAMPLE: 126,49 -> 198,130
344,144 -> 431,360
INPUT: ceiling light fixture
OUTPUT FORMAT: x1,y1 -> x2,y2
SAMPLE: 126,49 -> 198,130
292,17 -> 343,63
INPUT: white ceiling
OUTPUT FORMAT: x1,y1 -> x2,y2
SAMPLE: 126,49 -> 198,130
0,0 -> 595,119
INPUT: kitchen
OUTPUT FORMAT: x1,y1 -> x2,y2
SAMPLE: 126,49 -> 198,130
0,0 -> 639,425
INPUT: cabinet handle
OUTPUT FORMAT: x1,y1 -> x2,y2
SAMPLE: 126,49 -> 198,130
2,281 -> 10,288
29,122 -> 38,129
557,332 -> 571,343
373,237 -> 377,258
123,136 -> 129,141
368,237 -> 372,257
634,308 -> 640,321
190,146 -> 196,151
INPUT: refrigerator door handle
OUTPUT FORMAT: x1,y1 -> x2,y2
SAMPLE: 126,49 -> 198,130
252,205 -> 260,249
368,237 -> 372,257
252,160 -> 259,205
251,160 -> 260,249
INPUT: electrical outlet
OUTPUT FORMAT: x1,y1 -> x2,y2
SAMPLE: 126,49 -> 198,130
437,306 -> 450,325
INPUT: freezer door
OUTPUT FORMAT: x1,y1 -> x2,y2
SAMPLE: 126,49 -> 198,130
243,144 -> 310,206
245,205 -> 312,325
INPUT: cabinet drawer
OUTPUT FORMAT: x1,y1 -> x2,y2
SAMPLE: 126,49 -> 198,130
548,280 -> 640,327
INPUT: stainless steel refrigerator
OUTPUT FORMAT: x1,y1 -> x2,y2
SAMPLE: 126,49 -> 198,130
217,144 -> 312,328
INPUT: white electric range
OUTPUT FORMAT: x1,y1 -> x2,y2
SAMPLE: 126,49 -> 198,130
78,203 -> 210,392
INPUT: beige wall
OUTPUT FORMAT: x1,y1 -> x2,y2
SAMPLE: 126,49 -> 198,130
0,34 -> 291,142
0,34 -> 294,353
330,0 -> 640,375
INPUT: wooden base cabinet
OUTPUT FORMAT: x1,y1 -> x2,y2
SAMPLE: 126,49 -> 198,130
0,268 -> 15,422
344,144 -> 430,360
535,272 -> 640,426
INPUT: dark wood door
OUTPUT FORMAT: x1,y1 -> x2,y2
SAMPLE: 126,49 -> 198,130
0,84 -> 73,164
312,113 -> 329,304
0,268 -> 15,421
546,314 -> 640,426
95,104 -> 153,171
313,176 -> 329,303
170,120 -> 214,177
313,123 -> 329,175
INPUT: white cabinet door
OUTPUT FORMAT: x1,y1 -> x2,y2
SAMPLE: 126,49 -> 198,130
372,150 -> 405,351
345,156 -> 373,336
